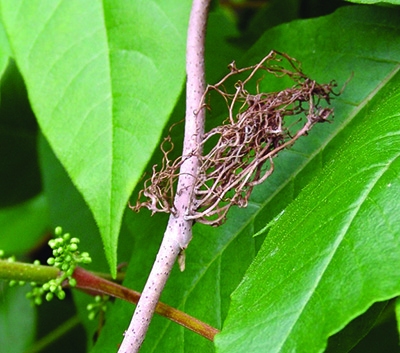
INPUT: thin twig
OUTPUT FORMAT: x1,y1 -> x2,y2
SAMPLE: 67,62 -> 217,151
117,0 -> 211,351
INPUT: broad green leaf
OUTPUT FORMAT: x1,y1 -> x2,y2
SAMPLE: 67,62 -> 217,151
93,5 -> 400,352
0,194 -> 49,255
0,0 -> 191,275
0,284 -> 36,353
215,55 -> 400,353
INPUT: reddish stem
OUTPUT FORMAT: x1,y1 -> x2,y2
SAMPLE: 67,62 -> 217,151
72,267 -> 219,341
117,0 -> 211,351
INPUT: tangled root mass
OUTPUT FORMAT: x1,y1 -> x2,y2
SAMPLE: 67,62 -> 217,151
131,51 -> 339,226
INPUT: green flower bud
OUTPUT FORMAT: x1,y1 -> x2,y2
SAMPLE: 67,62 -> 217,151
34,297 -> 42,305
69,278 -> 77,287
47,257 -> 55,265
55,226 -> 63,236
69,244 -> 78,252
33,260 -> 40,265
0,249 -> 4,257
9,280 -> 17,287
70,238 -> 80,244
81,257 -> 92,264
95,295 -> 102,303
63,233 -> 71,241
87,304 -> 94,311
57,291 -> 66,300
61,263 -> 69,271
46,292 -> 54,301
26,292 -> 33,299
18,281 -> 25,286
50,285 -> 57,293
48,240 -> 56,249
88,311 -> 96,321
66,268 -> 74,276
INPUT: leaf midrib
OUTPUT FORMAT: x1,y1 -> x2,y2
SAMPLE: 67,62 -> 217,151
99,0 -> 115,271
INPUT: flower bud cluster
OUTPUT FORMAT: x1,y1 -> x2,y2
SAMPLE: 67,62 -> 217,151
27,226 -> 92,305
47,226 -> 92,272
86,295 -> 109,320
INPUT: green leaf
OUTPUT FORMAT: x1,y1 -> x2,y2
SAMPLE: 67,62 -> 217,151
215,47 -> 400,353
0,0 -> 191,275
0,284 -> 36,353
92,5 -> 400,352
0,194 -> 49,255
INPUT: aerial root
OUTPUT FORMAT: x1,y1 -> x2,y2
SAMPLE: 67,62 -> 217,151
131,51 -> 339,226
